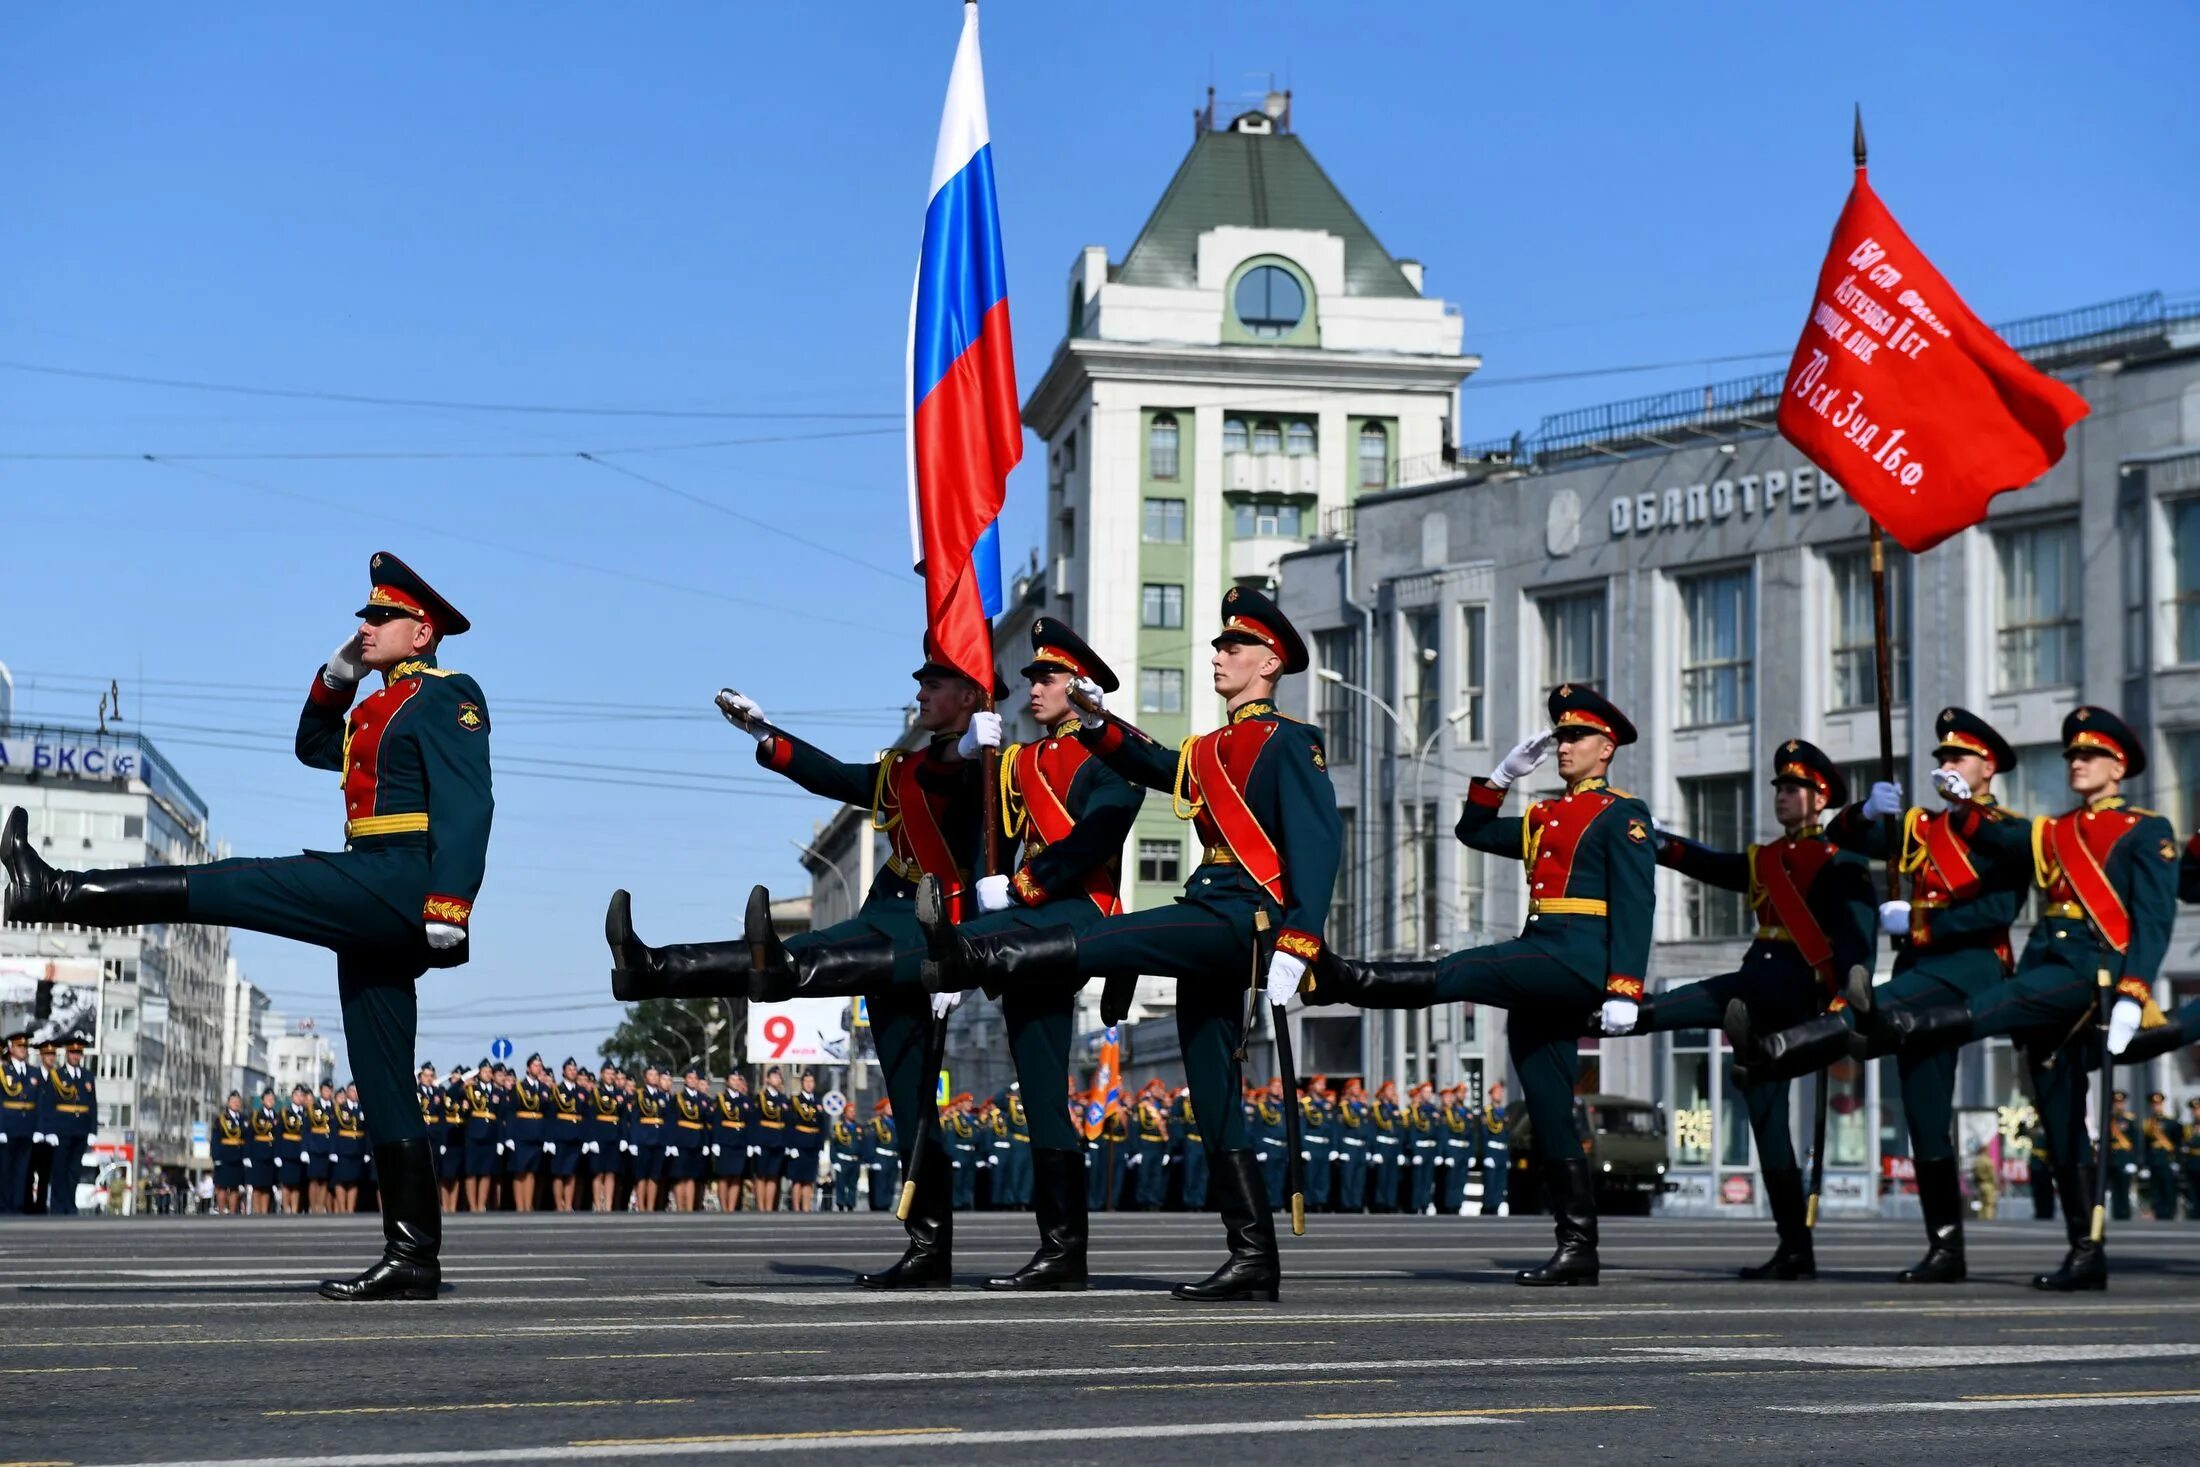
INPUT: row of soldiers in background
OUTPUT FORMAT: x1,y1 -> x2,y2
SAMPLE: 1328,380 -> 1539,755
208,1081 -> 372,1215
1082,1076 -> 1515,1215
0,1031 -> 99,1216
2105,1090 -> 2200,1222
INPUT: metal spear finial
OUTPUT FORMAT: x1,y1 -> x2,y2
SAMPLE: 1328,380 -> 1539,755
1853,104 -> 1867,168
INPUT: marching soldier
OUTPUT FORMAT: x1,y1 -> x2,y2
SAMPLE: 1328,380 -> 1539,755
866,1099 -> 899,1211
1440,1084 -> 1475,1215
1829,707 -> 2175,1290
916,618 -> 1143,1281
752,1066 -> 789,1212
1640,738 -> 1875,1279
1369,1080 -> 1404,1213
547,1058 -> 584,1211
247,1088 -> 279,1215
2145,1092 -> 2183,1221
212,1090 -> 248,1215
1729,709 -> 2030,1284
606,639 -> 995,1284
1480,1081 -> 1512,1216
1171,1085 -> 1206,1211
588,1063 -> 625,1213
43,1036 -> 96,1217
1306,684 -> 1655,1286
712,1070 -> 751,1213
3,551 -> 490,1294
917,587 -> 1341,1300
1335,1078 -> 1369,1213
334,1082 -> 368,1214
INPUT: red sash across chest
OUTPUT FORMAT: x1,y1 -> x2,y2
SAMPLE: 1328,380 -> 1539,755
1012,738 -> 1121,915
1186,719 -> 1285,903
1907,807 -> 1986,903
342,678 -> 423,823
881,752 -> 968,918
1752,837 -> 1840,977
2042,807 -> 2140,953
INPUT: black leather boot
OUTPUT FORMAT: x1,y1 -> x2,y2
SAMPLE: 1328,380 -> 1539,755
605,889 -> 751,1003
1725,1001 -> 1853,1088
914,875 -> 1081,994
319,1138 -> 440,1301
745,884 -> 897,1002
1173,1150 -> 1280,1302
1304,952 -> 1443,1008
4,808 -> 189,928
1739,1166 -> 1816,1280
986,1148 -> 1087,1291
2033,1165 -> 2108,1292
1875,1002 -> 1975,1056
1897,1155 -> 1968,1283
2117,1016 -> 2193,1064
1517,1157 -> 1600,1286
859,1142 -> 953,1289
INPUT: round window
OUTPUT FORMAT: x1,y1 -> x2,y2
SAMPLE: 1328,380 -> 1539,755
1234,264 -> 1305,339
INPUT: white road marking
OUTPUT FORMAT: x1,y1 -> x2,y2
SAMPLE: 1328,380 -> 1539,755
1627,1343 -> 2200,1368
78,1414 -> 1521,1466
1772,1393 -> 2200,1415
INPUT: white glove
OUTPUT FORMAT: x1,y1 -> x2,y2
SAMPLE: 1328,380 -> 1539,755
1487,729 -> 1556,790
543,1141 -> 557,1155
1861,780 -> 1905,819
974,874 -> 1013,913
1930,768 -> 1972,803
425,921 -> 465,950
322,634 -> 367,691
1600,997 -> 1639,1035
2107,997 -> 2143,1056
931,989 -> 965,1020
1070,676 -> 1106,715
715,689 -> 769,742
1265,951 -> 1309,1008
1877,900 -> 1912,936
956,710 -> 1004,759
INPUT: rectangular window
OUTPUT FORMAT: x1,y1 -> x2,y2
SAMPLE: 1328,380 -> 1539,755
1334,809 -> 1359,951
1403,608 -> 1441,744
1681,775 -> 1752,938
2165,499 -> 2200,666
1137,839 -> 1181,886
1827,546 -> 1911,710
2123,499 -> 2148,674
1140,582 -> 1184,629
1138,667 -> 1184,715
1538,589 -> 1606,699
1456,845 -> 1487,943
1147,414 -> 1180,481
1142,497 -> 1185,544
1994,520 -> 2080,690
1678,568 -> 1754,728
1315,629 -> 1359,763
1231,501 -> 1302,538
1459,604 -> 1487,743
2171,730 -> 2200,835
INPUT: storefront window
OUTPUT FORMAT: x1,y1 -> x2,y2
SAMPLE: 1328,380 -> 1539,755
1668,1029 -> 1717,1167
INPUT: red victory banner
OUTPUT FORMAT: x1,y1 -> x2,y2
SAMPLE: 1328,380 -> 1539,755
1776,157 -> 2090,553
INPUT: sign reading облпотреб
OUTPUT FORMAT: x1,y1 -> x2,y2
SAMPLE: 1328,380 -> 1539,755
0,737 -> 142,781
1608,458 -> 1847,539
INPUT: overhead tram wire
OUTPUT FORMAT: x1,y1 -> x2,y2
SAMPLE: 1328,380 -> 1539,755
0,357 -> 900,421
574,453 -> 905,583
0,422 -> 903,461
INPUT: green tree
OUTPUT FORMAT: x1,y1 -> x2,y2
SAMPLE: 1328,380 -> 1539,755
600,998 -> 742,1077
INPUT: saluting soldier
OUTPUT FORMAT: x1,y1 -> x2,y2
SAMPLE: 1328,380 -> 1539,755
919,587 -> 1341,1301
334,1082 -> 368,1214
1638,738 -> 1875,1280
909,619 -> 1144,1278
607,640 -> 995,1284
4,551 -> 490,1293
211,1090 -> 248,1215
1335,1078 -> 1369,1213
712,1071 -> 752,1213
1729,708 -> 2030,1286
1308,685 -> 1653,1285
42,1036 -> 96,1217
1830,707 -> 2175,1291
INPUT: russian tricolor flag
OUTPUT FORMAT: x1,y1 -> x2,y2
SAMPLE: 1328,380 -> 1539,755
907,1 -> 1020,692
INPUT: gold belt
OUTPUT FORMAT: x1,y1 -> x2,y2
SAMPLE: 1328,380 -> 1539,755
2043,901 -> 2085,919
1530,897 -> 1607,917
1755,925 -> 1795,944
347,812 -> 429,838
1201,845 -> 1238,865
886,855 -> 968,884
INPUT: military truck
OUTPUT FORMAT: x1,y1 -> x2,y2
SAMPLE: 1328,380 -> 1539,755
1507,1094 -> 1673,1215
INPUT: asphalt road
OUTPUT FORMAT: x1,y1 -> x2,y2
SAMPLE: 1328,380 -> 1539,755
4,1209 -> 2199,1465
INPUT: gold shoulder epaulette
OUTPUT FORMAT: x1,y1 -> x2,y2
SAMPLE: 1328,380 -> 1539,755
1606,786 -> 1636,801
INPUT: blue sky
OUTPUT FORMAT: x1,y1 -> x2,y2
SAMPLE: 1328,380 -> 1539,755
5,2 -> 2194,1067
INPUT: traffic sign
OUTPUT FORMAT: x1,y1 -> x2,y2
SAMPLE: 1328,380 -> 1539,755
822,1091 -> 847,1118
490,1036 -> 514,1062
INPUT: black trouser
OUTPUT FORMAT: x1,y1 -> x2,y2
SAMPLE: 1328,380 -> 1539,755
1642,957 -> 1823,1174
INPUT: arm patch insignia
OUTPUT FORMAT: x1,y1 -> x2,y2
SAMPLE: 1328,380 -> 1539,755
457,702 -> 485,732
1627,818 -> 1648,843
